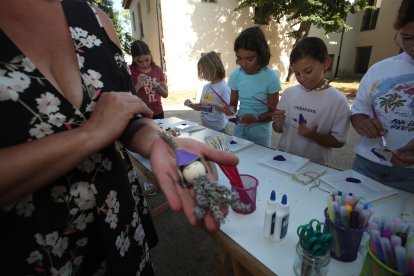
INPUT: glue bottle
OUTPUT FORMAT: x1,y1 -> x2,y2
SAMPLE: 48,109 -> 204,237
263,190 -> 278,239
274,193 -> 290,242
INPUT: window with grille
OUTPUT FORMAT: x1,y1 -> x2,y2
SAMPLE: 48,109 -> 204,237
360,0 -> 380,31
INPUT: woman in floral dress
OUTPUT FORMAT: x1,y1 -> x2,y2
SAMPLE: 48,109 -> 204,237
0,0 -> 238,275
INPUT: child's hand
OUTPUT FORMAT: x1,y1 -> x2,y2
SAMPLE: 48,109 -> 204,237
238,114 -> 257,126
184,99 -> 193,107
152,78 -> 160,89
272,110 -> 285,130
353,115 -> 385,138
392,139 -> 414,167
136,74 -> 148,90
298,122 -> 317,138
223,105 -> 235,116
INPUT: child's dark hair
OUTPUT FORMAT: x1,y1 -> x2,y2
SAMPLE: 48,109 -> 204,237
197,51 -> 226,81
130,40 -> 155,66
394,0 -> 414,29
290,37 -> 328,65
234,26 -> 271,68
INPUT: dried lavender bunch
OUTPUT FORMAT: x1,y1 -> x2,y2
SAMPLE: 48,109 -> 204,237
192,175 -> 250,223
157,130 -> 249,223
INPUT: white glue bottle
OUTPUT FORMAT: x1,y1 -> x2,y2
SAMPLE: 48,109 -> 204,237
274,193 -> 290,242
263,190 -> 278,239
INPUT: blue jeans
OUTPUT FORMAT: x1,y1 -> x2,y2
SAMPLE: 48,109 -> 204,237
352,155 -> 414,193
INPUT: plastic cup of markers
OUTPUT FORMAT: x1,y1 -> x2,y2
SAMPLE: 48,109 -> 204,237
231,174 -> 258,215
324,208 -> 368,262
360,240 -> 403,276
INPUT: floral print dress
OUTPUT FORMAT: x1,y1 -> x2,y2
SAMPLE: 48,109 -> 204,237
0,1 -> 157,275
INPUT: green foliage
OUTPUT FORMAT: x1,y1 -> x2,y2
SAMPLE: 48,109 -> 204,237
236,0 -> 376,38
89,0 -> 132,54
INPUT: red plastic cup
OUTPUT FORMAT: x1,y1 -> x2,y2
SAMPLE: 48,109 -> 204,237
231,174 -> 259,214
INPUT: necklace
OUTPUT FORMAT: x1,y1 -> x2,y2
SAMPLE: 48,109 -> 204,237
313,79 -> 330,91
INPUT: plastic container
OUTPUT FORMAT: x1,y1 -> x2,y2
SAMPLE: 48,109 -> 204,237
274,193 -> 289,241
263,190 -> 278,238
231,174 -> 258,214
360,240 -> 403,276
324,208 -> 368,262
293,242 -> 330,276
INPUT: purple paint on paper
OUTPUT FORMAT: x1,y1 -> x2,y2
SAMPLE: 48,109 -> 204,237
346,177 -> 361,183
299,114 -> 306,124
371,148 -> 387,161
273,155 -> 286,161
176,149 -> 200,167
230,140 -> 238,144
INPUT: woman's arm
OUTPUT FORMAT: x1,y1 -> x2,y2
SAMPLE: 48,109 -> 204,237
0,92 -> 152,207
122,118 -> 241,231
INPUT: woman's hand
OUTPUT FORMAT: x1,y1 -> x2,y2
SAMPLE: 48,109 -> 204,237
149,137 -> 239,231
82,92 -> 153,147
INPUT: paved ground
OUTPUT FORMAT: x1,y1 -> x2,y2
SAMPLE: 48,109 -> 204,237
147,103 -> 359,276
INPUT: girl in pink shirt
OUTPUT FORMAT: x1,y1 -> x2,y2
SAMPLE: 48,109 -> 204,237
130,40 -> 168,119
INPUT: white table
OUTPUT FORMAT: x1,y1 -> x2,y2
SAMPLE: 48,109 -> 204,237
130,117 -> 413,276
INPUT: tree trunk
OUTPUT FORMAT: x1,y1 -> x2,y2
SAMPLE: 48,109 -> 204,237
285,21 -> 312,82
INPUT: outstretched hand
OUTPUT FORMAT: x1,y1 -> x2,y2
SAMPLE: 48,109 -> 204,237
149,137 -> 239,231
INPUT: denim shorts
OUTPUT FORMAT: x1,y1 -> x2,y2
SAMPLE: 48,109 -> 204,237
352,154 -> 414,193
233,122 -> 271,148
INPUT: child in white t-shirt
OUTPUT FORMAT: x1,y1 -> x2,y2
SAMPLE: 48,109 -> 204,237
184,51 -> 230,133
272,37 -> 350,165
350,0 -> 414,191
